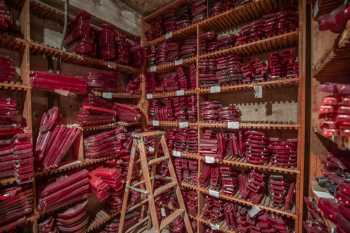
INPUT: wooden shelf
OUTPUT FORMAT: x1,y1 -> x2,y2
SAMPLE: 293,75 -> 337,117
198,121 -> 299,130
199,77 -> 299,94
81,121 -> 140,132
0,33 -> 26,51
314,23 -> 350,82
147,78 -> 298,99
200,31 -> 299,59
0,177 -> 17,187
144,0 -> 290,47
195,184 -> 297,219
150,89 -> 196,99
148,57 -> 196,73
92,91 -> 140,99
35,157 -> 114,178
314,128 -> 350,151
30,0 -> 137,40
143,0 -> 187,22
222,156 -> 299,175
0,82 -> 30,91
197,217 -> 236,233
149,121 -> 198,128
171,151 -> 201,160
86,211 -> 116,233
29,41 -> 138,74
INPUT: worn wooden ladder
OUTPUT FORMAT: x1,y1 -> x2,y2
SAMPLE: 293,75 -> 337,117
118,131 -> 193,233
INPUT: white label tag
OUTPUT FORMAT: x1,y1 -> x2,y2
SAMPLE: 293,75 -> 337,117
54,89 -> 70,96
165,32 -> 173,39
172,151 -> 182,158
148,146 -> 155,153
176,90 -> 185,96
227,121 -> 240,129
179,121 -> 189,128
149,66 -> 157,72
102,92 -> 113,99
208,189 -> 220,198
210,85 -> 221,93
161,207 -> 166,217
248,206 -> 262,218
209,223 -> 220,230
314,191 -> 334,199
146,93 -> 153,99
106,62 -> 114,69
254,86 -> 262,98
175,59 -> 183,66
204,156 -> 216,164
152,120 -> 160,126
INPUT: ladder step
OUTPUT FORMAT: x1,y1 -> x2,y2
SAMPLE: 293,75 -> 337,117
154,181 -> 177,197
159,209 -> 184,230
126,185 -> 148,194
148,156 -> 168,166
133,131 -> 164,138
125,216 -> 150,233
127,199 -> 149,213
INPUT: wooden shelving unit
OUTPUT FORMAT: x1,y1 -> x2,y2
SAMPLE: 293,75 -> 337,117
309,3 -> 350,233
141,0 -> 308,232
0,0 -> 141,232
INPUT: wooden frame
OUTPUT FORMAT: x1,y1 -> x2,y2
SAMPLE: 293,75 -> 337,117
140,0 -> 310,232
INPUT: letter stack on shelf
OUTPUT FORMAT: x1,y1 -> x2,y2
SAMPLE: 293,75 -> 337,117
36,107 -> 81,170
0,186 -> 33,231
84,127 -> 130,159
31,71 -> 88,95
38,169 -> 89,214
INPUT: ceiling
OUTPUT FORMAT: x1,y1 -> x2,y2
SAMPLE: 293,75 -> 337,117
119,0 -> 173,15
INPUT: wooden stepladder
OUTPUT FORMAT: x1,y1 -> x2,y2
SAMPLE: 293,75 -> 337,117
118,131 -> 194,233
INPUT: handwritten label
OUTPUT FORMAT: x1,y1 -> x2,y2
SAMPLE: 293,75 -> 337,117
106,62 -> 114,69
208,189 -> 220,198
210,85 -> 221,93
314,191 -> 334,199
152,120 -> 160,126
172,151 -> 182,158
165,32 -> 173,39
209,223 -> 220,230
248,206 -> 262,218
205,156 -> 216,164
176,89 -> 185,96
148,146 -> 155,153
54,89 -> 70,96
149,66 -> 157,72
161,207 -> 166,217
102,92 -> 113,99
227,121 -> 240,129
254,85 -> 262,98
179,121 -> 189,128
146,93 -> 153,99
175,59 -> 184,66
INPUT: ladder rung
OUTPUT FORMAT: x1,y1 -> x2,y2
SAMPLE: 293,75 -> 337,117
154,175 -> 172,181
127,199 -> 149,213
125,217 -> 150,233
126,185 -> 148,194
154,181 -> 177,197
159,209 -> 184,230
148,156 -> 168,166
133,131 -> 164,138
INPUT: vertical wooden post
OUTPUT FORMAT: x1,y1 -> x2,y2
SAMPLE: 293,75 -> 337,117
195,24 -> 203,233
296,0 -> 310,232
